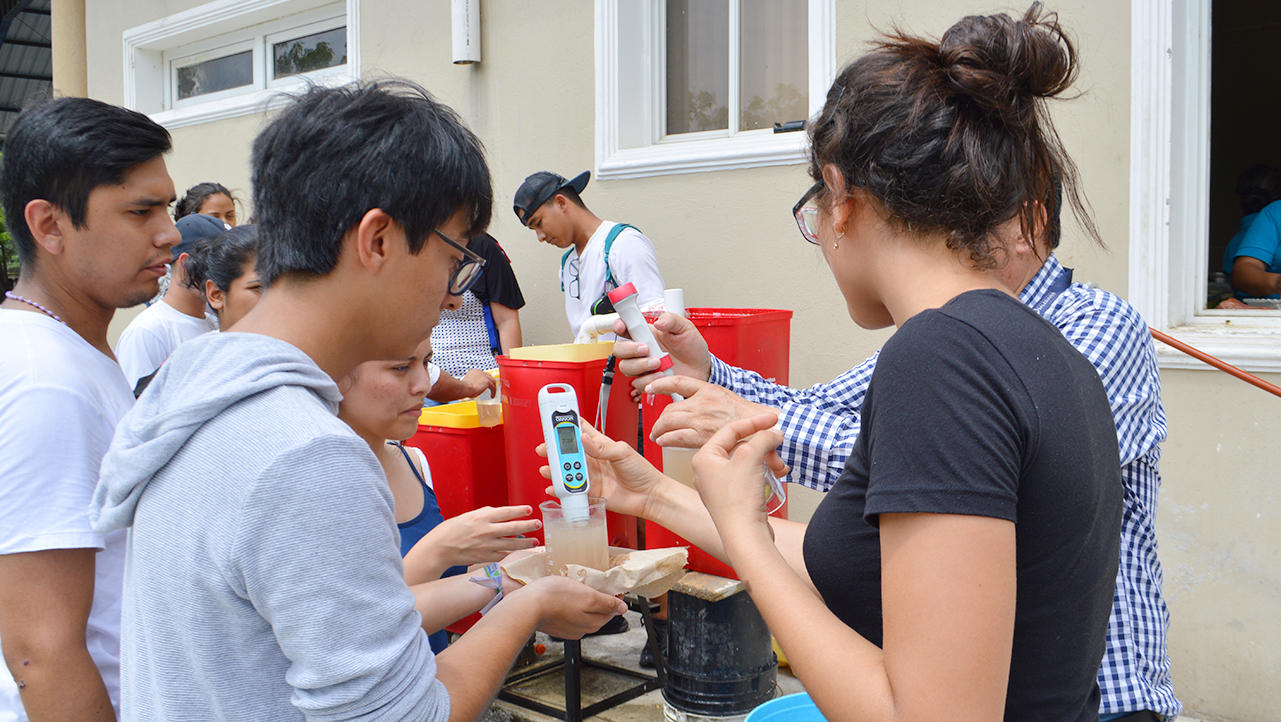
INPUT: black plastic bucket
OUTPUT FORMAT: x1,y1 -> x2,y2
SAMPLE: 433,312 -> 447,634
662,587 -> 778,715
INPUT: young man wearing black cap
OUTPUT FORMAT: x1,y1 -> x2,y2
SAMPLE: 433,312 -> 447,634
115,213 -> 229,392
514,170 -> 664,339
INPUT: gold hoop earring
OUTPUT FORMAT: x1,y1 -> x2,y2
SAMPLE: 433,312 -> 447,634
834,226 -> 846,249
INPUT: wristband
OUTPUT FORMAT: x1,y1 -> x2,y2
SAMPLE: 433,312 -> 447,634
469,562 -> 504,615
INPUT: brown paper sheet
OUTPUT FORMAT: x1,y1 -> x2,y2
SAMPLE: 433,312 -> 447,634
503,546 -> 688,598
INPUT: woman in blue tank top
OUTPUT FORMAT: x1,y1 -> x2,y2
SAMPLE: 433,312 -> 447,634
338,337 -> 539,652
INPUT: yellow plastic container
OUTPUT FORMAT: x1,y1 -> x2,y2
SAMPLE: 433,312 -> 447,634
418,400 -> 480,428
507,341 -> 613,362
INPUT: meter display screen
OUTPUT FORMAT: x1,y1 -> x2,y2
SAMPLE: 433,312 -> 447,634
557,425 -> 579,454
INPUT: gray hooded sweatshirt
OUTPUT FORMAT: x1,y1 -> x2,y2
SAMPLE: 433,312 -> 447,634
89,332 -> 449,721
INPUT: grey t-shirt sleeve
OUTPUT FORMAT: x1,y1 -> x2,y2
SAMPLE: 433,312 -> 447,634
230,434 -> 450,721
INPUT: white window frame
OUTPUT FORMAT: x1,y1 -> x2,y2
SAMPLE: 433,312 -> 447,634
265,16 -> 350,88
168,39 -> 259,111
124,0 -> 361,131
595,0 -> 835,180
1129,0 -> 1281,373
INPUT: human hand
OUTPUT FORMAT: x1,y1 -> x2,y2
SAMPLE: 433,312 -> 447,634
513,575 -> 628,639
612,312 -> 712,399
462,369 -> 499,398
646,376 -> 777,448
1215,297 -> 1251,310
693,414 -> 787,548
404,506 -> 540,584
537,421 -> 669,520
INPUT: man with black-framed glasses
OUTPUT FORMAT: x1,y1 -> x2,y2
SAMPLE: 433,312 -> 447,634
89,79 -> 626,722
514,169 -> 665,339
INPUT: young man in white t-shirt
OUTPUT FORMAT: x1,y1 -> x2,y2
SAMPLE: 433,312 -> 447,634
116,213 -> 227,393
0,98 -> 179,721
513,170 -> 665,339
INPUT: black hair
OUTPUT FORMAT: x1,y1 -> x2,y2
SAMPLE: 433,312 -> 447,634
175,182 -> 235,220
545,186 -> 587,210
1235,165 -> 1281,216
184,224 -> 259,297
808,3 -> 1100,268
1047,173 -> 1063,249
250,78 -> 493,286
0,97 -> 173,269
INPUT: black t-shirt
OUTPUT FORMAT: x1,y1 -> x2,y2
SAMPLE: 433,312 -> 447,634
469,233 -> 525,310
803,290 -> 1121,722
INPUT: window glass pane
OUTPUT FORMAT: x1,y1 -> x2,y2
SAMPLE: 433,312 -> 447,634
740,0 -> 808,131
274,26 -> 347,78
666,0 -> 729,135
1206,1 -> 1281,308
176,50 -> 253,101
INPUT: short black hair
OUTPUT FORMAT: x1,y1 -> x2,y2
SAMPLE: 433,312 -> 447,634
544,186 -> 587,210
175,182 -> 235,220
0,97 -> 173,269
184,224 -> 259,298
250,78 -> 492,286
1236,164 -> 1281,216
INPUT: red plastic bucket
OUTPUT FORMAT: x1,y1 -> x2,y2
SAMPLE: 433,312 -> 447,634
497,354 -> 638,549
403,401 -> 511,636
403,422 -> 508,520
641,308 -> 793,578
687,308 -> 793,386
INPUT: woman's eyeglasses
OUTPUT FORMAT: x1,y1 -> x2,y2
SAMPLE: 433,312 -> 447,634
793,181 -> 823,245
434,229 -> 487,295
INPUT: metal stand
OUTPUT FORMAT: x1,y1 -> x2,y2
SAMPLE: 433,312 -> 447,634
498,596 -> 666,722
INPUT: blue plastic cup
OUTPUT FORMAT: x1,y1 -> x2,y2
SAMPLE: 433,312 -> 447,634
745,693 -> 828,722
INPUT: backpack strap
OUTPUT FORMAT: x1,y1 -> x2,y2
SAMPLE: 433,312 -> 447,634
559,223 -> 641,293
601,223 -> 638,292
481,299 -> 502,356
560,248 -> 574,291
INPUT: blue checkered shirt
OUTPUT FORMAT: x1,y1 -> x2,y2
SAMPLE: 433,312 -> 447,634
708,254 -> 1180,718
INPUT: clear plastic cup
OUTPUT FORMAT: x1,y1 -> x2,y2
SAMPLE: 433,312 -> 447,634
663,445 -> 785,512
476,395 -> 501,427
662,446 -> 699,487
540,497 -> 610,573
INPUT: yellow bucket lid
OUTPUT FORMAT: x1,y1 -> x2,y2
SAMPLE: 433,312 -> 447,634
418,400 -> 480,428
507,341 -> 613,362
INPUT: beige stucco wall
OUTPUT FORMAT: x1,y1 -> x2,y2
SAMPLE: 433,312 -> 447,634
72,1 -> 1279,718
50,0 -> 87,97
1160,370 -> 1281,719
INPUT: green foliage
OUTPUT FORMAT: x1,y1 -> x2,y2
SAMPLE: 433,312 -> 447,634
686,90 -> 728,132
682,83 -> 806,134
274,40 -> 342,78
1,207 -> 15,293
741,83 -> 806,131
0,154 -> 14,292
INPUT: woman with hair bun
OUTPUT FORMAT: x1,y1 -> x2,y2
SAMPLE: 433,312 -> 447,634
579,5 -> 1121,720
175,181 -> 239,227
